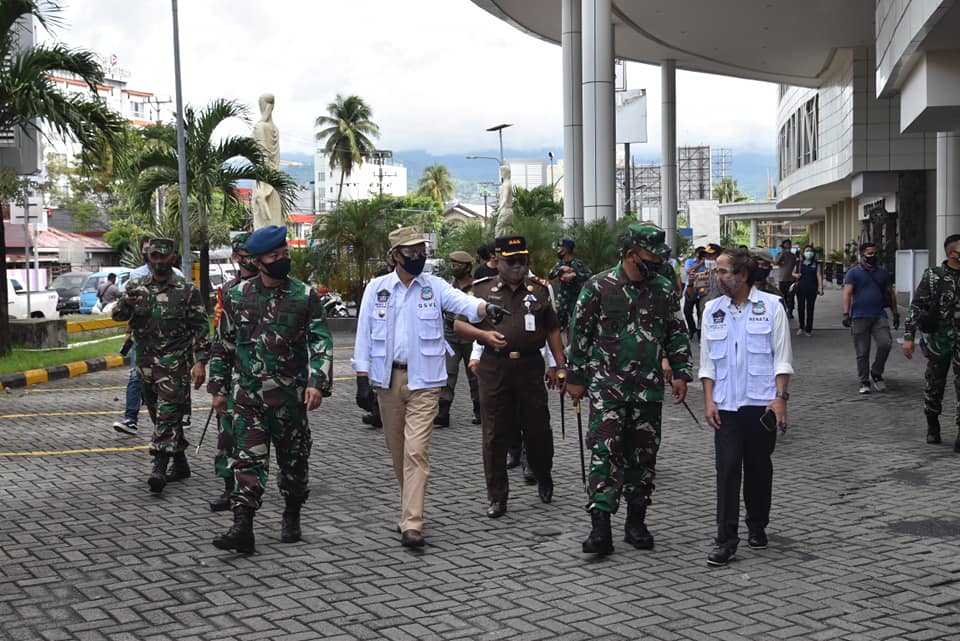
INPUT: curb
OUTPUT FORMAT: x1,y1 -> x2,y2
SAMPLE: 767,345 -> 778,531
0,354 -> 129,391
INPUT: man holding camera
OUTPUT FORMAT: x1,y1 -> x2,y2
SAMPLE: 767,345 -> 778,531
903,234 -> 960,449
112,238 -> 209,494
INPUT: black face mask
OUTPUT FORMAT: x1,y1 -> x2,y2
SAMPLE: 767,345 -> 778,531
149,262 -> 173,277
632,257 -> 661,280
401,254 -> 427,276
755,267 -> 772,282
864,254 -> 878,267
262,257 -> 291,279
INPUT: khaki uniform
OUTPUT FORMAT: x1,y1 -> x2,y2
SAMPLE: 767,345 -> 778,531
471,276 -> 560,503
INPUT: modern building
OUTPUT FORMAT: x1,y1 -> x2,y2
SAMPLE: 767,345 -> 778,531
313,150 -> 407,214
471,0 -> 960,269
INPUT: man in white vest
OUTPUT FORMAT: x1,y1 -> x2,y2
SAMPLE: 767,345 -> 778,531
699,247 -> 794,567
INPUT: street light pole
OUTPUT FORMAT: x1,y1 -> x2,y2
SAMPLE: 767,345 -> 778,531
486,123 -> 513,164
171,0 -> 191,277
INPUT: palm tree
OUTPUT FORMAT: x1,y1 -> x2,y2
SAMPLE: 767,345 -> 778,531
713,177 -> 750,204
0,0 -> 124,356
417,164 -> 455,207
315,94 -> 380,208
130,99 -> 299,311
513,185 -> 562,220
320,199 -> 390,303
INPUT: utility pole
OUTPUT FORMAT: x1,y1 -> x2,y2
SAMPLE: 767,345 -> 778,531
171,0 -> 191,277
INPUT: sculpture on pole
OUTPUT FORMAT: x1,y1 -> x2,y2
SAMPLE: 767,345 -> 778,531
494,163 -> 514,236
252,93 -> 283,229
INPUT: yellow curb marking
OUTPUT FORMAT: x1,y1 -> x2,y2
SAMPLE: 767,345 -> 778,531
65,361 -> 87,377
0,445 -> 150,457
23,385 -> 127,393
66,318 -> 127,334
22,369 -> 49,386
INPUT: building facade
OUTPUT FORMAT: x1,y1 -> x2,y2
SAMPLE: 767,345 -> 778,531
313,151 -> 407,214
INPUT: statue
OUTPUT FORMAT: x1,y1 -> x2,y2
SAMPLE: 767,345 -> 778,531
252,93 -> 283,229
494,163 -> 514,236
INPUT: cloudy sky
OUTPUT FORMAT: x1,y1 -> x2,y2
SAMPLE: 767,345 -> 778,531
49,0 -> 777,159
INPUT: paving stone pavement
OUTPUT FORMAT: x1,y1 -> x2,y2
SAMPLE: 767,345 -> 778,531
2,305 -> 959,641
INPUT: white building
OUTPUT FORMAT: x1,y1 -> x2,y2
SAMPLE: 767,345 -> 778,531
313,151 -> 407,214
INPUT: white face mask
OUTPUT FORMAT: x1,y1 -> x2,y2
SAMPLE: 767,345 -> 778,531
705,260 -> 717,270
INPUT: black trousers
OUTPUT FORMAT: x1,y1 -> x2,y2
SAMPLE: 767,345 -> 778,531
778,281 -> 795,313
796,289 -> 817,332
715,406 -> 777,548
683,294 -> 701,334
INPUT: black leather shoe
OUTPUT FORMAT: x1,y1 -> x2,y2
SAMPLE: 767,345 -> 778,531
401,529 -> 425,548
707,544 -> 736,566
486,501 -> 507,518
506,450 -> 521,469
361,413 -> 382,428
523,467 -> 537,485
747,530 -> 768,549
538,480 -> 553,504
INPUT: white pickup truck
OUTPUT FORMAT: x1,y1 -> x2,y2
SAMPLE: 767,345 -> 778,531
6,276 -> 60,319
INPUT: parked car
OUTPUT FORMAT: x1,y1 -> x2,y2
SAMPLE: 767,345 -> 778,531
79,268 -> 134,314
47,271 -> 91,315
6,276 -> 59,319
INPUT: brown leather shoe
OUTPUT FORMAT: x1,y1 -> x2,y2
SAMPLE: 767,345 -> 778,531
400,529 -> 425,548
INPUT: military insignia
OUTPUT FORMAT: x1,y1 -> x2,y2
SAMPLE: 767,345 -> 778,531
712,309 -> 726,324
524,293 -> 536,302
526,285 -> 535,292
752,301 -> 766,315
421,286 -> 434,300
377,289 -> 390,304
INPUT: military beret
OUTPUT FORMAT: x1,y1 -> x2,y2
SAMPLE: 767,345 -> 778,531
622,222 -> 670,258
557,237 -> 575,251
245,225 -> 288,256
148,238 -> 174,257
231,232 -> 250,253
449,250 -> 474,264
495,235 -> 528,256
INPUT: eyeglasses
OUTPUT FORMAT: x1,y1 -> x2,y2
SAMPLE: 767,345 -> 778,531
502,256 -> 528,267
399,247 -> 427,259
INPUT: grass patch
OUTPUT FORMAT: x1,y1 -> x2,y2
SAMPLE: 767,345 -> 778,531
0,336 -> 126,377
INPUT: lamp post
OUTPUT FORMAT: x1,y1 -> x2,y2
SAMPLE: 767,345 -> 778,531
548,151 -> 555,199
486,123 -> 513,163
171,0 -> 191,277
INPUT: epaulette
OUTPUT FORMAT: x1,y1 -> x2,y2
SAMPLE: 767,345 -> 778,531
529,275 -> 550,289
472,276 -> 494,286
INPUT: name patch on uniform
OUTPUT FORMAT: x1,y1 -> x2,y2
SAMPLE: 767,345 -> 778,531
421,286 -> 434,301
752,301 -> 766,315
712,309 -> 726,324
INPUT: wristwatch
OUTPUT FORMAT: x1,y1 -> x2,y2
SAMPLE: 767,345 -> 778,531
775,390 -> 790,401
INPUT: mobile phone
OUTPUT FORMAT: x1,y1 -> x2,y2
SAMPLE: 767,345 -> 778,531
759,408 -> 778,432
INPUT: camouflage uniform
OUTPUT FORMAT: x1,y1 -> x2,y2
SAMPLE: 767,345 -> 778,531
568,228 -> 692,516
112,266 -> 209,456
548,257 -> 592,333
208,275 -> 333,510
904,263 -> 960,430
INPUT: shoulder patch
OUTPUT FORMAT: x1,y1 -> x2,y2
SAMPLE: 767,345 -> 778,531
530,275 -> 550,289
472,276 -> 494,286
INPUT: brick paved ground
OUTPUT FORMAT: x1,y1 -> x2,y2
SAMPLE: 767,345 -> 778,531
2,290 -> 959,641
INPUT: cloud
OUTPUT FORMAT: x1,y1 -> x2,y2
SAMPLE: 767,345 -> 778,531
48,1 -> 775,159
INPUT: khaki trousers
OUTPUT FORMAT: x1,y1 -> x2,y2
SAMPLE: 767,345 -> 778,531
377,368 -> 441,533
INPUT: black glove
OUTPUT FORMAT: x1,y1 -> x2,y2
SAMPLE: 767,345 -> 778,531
355,375 -> 374,412
893,314 -> 901,330
485,302 -> 511,324
841,313 -> 851,328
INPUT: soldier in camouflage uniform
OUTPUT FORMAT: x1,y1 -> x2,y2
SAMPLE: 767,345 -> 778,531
208,232 -> 258,512
903,234 -> 960,450
208,226 -> 333,554
566,223 -> 692,555
547,237 -> 592,337
112,238 -> 209,494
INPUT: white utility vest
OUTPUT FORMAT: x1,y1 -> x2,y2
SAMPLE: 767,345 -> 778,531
702,290 -> 779,410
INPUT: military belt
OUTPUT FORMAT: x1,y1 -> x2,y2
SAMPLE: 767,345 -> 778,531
392,361 -> 408,370
489,349 -> 540,360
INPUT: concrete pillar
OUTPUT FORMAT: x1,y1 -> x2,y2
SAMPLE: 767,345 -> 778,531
581,0 -> 615,226
749,219 -> 758,247
661,59 -> 678,251
562,0 -> 584,226
936,132 -> 960,259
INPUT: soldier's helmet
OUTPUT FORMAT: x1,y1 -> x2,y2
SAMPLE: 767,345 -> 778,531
622,222 -> 671,259
231,232 -> 250,253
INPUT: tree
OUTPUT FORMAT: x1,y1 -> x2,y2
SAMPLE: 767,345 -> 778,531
417,164 -> 455,207
713,177 -> 750,204
130,99 -> 300,310
320,199 -> 390,303
0,0 -> 124,357
314,94 -> 380,208
513,185 -> 563,220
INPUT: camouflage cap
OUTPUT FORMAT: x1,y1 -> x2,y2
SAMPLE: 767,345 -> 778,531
148,237 -> 174,257
622,222 -> 670,258
231,232 -> 250,253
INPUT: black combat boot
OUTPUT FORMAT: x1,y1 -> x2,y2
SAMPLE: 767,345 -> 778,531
954,427 -> 960,453
472,400 -> 481,425
624,500 -> 654,549
165,451 -> 191,482
581,508 -> 613,555
281,495 -> 303,543
433,400 -> 451,427
148,452 -> 170,493
209,477 -> 234,512
212,505 -> 255,554
926,413 -> 942,444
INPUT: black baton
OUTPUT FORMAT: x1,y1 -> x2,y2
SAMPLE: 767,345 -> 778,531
681,399 -> 703,428
575,400 -> 586,490
559,391 -> 566,440
194,404 -> 217,455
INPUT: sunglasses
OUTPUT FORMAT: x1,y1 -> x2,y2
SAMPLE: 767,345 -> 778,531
399,247 -> 427,259
502,256 -> 529,267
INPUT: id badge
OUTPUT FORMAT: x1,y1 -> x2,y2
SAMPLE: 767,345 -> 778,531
524,313 -> 536,332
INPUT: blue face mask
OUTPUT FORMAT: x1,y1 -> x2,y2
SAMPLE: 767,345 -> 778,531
804,251 -> 814,260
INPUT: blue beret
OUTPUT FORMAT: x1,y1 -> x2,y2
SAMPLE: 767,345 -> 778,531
245,225 -> 288,256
